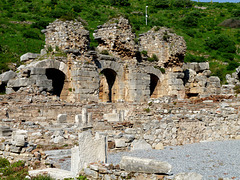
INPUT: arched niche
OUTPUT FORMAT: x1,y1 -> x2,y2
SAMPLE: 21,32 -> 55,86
149,73 -> 161,98
99,68 -> 118,102
46,68 -> 66,97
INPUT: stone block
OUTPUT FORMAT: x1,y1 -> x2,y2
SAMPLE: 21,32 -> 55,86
0,143 -> 5,151
10,145 -> 21,153
103,113 -> 120,122
30,68 -> 46,75
36,79 -> 52,89
57,114 -> 67,123
53,136 -> 64,144
15,135 -> 26,147
29,168 -> 74,180
71,131 -> 107,176
0,70 -> 16,83
115,139 -> 127,148
75,114 -> 82,125
173,172 -> 203,180
84,168 -> 98,178
0,126 -> 12,137
199,62 -> 209,71
131,139 -> 152,151
155,142 -> 164,150
120,156 -> 172,174
20,52 -> 40,62
6,88 -> 15,94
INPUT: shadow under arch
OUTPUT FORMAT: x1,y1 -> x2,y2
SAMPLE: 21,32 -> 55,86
46,68 -> 66,97
149,73 -> 161,98
99,68 -> 117,102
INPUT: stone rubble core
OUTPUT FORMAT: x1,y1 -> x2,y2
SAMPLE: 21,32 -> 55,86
42,19 -> 89,55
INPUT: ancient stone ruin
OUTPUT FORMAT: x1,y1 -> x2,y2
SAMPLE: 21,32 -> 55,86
0,16 -> 239,179
0,16 -> 227,103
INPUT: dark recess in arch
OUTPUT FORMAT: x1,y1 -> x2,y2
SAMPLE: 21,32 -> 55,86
46,68 -> 65,96
150,74 -> 159,97
101,68 -> 117,102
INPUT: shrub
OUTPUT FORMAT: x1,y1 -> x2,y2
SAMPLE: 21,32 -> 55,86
232,9 -> 240,17
22,29 -> 40,39
32,174 -> 55,180
144,107 -> 150,113
174,0 -> 193,8
110,0 -> 130,6
147,54 -> 159,62
141,50 -> 148,56
31,19 -> 50,29
182,15 -> 198,27
184,54 -> 205,63
226,61 -> 239,71
47,46 -> 53,53
205,34 -> 236,53
222,53 -> 234,61
0,158 -> 10,168
152,0 -> 170,9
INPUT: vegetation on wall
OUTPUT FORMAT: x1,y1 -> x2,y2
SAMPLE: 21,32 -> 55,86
0,0 -> 239,82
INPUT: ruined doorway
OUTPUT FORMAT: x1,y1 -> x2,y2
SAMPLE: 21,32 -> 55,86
99,68 -> 117,102
149,74 -> 161,98
46,68 -> 65,97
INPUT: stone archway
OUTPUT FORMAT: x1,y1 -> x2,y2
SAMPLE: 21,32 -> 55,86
99,68 -> 118,102
46,68 -> 66,97
149,73 -> 161,98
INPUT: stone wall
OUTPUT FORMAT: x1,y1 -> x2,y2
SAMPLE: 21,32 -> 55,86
93,16 -> 136,60
182,62 -> 221,98
42,19 -> 89,54
139,27 -> 186,68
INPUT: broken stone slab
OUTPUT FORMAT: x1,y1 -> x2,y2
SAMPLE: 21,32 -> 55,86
115,139 -> 127,148
10,145 -> 21,153
173,172 -> 203,180
29,168 -> 74,180
71,131 -> 107,176
131,139 -> 152,151
0,126 -> 12,137
0,70 -> 16,83
14,135 -> 26,147
20,52 -> 40,62
103,113 -> 120,122
120,156 -> 172,174
30,67 -> 46,75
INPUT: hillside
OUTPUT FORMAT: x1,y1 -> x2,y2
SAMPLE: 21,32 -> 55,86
0,0 -> 239,83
